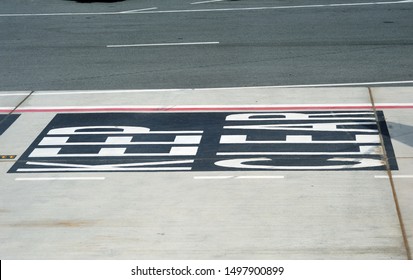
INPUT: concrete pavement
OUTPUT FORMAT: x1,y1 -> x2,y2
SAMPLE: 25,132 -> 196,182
0,86 -> 411,259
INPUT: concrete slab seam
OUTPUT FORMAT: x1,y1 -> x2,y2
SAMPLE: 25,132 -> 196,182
0,91 -> 33,129
369,87 -> 412,260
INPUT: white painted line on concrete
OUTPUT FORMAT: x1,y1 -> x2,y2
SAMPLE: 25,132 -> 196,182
23,80 -> 413,96
0,107 -> 16,113
375,175 -> 413,179
119,7 -> 158,14
7,103 -> 413,114
107,42 -> 220,48
194,175 -> 284,179
0,104 -> 368,113
190,80 -> 413,90
32,89 -> 184,96
15,177 -> 106,181
18,167 -> 192,172
191,0 -> 224,4
252,80 -> 413,88
16,160 -> 195,172
0,93 -> 31,97
2,1 -> 411,17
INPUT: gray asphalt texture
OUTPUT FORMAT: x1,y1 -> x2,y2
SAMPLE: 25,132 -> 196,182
1,0 -> 413,90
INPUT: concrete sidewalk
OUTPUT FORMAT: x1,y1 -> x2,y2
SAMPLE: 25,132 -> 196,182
0,86 -> 411,259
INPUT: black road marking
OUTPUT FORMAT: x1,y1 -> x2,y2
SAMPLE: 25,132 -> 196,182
0,114 -> 19,136
9,111 -> 397,173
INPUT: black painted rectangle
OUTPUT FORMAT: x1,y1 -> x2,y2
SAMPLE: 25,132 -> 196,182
9,111 -> 397,172
0,114 -> 19,136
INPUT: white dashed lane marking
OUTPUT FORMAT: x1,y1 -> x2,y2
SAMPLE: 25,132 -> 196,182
1,1 -> 412,17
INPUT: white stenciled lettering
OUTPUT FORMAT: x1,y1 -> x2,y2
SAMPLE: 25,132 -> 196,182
38,135 -> 203,146
219,134 -> 380,144
217,145 -> 382,156
29,146 -> 199,157
214,157 -> 384,170
31,126 -> 203,158
225,112 -> 375,121
17,160 -> 195,172
226,113 -> 310,121
47,126 -> 203,135
223,122 -> 377,133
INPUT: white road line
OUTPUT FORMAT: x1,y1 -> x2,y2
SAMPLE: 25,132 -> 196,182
0,7 -> 158,17
135,0 -> 413,14
32,89 -> 184,96
0,107 -> 15,112
4,102 -> 413,114
119,7 -> 158,14
0,12 -> 118,17
106,42 -> 220,48
1,1 -> 411,17
194,175 -> 284,179
191,0 -> 224,5
0,92 -> 31,97
25,80 -> 413,96
261,80 -> 413,88
375,175 -> 413,179
15,177 -> 106,181
6,103 -> 413,113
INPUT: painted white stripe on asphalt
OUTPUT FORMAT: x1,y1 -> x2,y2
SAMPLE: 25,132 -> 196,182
8,104 -> 373,110
0,11 -> 120,17
119,7 -> 158,14
3,102 -> 413,114
257,80 -> 413,88
191,0 -> 224,4
15,177 -> 106,181
25,80 -> 413,96
2,1 -> 411,17
107,42 -> 220,48
0,7 -> 159,17
33,89 -> 184,96
133,0 -> 413,14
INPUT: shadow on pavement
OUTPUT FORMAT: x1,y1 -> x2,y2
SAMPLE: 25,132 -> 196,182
387,122 -> 413,148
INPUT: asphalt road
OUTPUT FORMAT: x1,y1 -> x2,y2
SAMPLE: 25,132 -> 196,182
0,0 -> 413,90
